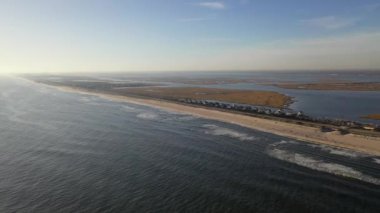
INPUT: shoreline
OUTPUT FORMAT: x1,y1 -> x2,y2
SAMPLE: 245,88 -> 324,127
52,85 -> 380,156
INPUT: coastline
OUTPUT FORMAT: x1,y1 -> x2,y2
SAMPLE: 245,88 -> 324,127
53,85 -> 380,156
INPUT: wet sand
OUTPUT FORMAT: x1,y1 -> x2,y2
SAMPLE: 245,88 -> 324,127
55,86 -> 380,156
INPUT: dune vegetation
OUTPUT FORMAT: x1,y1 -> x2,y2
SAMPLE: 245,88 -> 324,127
118,87 -> 292,109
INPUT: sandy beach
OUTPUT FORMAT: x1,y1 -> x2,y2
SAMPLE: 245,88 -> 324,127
55,85 -> 380,156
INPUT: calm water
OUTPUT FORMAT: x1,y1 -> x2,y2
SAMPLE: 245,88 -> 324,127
0,77 -> 380,212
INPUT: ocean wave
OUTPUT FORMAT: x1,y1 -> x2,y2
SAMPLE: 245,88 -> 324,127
374,158 -> 380,165
79,96 -> 101,105
1,90 -> 12,98
202,124 -> 256,141
36,87 -> 53,94
39,147 -> 103,156
80,97 -> 92,102
272,140 -> 365,158
175,115 -> 196,121
5,107 -> 57,130
307,144 -> 367,158
319,146 -> 363,158
136,112 -> 159,120
267,148 -> 380,185
121,105 -> 139,112
271,140 -> 297,146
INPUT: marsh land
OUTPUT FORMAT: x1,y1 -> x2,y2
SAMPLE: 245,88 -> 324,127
272,82 -> 380,91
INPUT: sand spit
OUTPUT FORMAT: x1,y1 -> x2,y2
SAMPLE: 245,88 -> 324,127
54,86 -> 380,156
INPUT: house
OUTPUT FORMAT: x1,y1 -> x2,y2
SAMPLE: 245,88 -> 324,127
338,127 -> 350,135
320,126 -> 334,133
274,109 -> 284,116
296,111 -> 304,118
363,126 -> 375,131
285,112 -> 295,117
264,109 -> 272,115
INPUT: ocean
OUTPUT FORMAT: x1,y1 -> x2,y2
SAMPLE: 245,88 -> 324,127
0,76 -> 379,212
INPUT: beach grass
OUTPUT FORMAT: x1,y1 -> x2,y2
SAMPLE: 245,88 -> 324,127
362,114 -> 380,120
273,82 -> 380,91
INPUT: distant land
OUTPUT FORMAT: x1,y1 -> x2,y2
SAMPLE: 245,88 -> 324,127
272,82 -> 380,91
363,114 -> 380,121
24,74 -> 380,155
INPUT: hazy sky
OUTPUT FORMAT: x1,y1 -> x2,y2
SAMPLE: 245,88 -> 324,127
1,0 -> 380,73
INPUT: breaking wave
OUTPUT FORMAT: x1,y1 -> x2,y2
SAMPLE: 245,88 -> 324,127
273,140 -> 365,158
136,112 -> 159,120
203,124 -> 255,141
79,96 -> 101,105
304,143 -> 366,158
121,105 -> 139,112
374,158 -> 380,165
271,140 -> 297,146
267,148 -> 380,185
318,146 -> 363,158
175,115 -> 196,121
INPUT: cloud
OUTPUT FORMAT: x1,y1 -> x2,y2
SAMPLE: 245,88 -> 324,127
121,32 -> 380,72
196,2 -> 225,10
185,31 -> 380,70
301,16 -> 358,30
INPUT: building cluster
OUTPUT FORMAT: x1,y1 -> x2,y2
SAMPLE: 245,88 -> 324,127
178,98 -> 380,132
180,98 -> 309,119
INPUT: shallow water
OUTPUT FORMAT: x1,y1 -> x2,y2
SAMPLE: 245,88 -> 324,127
0,77 -> 379,212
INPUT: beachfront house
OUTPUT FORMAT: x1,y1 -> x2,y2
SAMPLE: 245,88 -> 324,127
363,126 -> 375,131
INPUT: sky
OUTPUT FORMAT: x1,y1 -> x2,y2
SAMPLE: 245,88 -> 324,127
1,0 -> 380,74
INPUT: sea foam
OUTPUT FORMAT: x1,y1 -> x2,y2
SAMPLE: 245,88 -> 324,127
274,140 -> 365,158
267,148 -> 380,185
373,158 -> 380,165
121,105 -> 139,112
203,124 -> 256,141
136,112 -> 159,120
